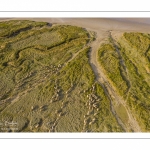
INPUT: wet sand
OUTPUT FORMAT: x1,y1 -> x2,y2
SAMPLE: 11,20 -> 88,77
1,18 -> 150,43
1,18 -> 150,33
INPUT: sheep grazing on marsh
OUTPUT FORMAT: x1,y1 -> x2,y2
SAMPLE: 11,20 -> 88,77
53,122 -> 57,127
50,100 -> 53,103
96,108 -> 100,111
84,115 -> 87,118
55,109 -> 62,114
93,95 -> 97,99
94,112 -> 99,116
35,124 -> 39,128
84,119 -> 88,124
92,118 -> 96,122
58,64 -> 61,68
93,103 -> 99,108
58,113 -> 62,117
31,106 -> 34,110
89,121 -> 93,125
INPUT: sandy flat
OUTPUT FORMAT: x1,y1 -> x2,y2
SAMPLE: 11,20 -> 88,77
1,18 -> 150,32
1,18 -> 150,43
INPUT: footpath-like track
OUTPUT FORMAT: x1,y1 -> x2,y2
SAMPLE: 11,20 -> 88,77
88,31 -> 141,132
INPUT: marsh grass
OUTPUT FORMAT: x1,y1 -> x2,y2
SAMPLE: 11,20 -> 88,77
98,43 -> 128,96
0,20 -> 123,132
98,32 -> 150,131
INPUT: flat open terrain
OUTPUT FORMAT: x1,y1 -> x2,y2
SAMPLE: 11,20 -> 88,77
0,18 -> 150,132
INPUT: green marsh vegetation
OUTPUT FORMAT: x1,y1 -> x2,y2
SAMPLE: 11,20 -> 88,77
0,20 -> 123,132
1,20 -> 149,132
98,32 -> 150,131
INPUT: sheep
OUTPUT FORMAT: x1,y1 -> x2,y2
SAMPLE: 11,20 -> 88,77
91,119 -> 96,124
87,110 -> 93,115
94,112 -> 99,116
58,64 -> 61,67
93,95 -> 97,99
39,106 -> 43,109
96,108 -> 100,111
50,126 -> 55,132
35,124 -> 39,128
96,99 -> 100,102
31,106 -> 34,111
84,120 -> 87,124
93,104 -> 99,108
88,97 -> 91,101
88,102 -> 91,106
92,118 -> 96,122
58,112 -> 63,117
94,101 -> 99,105
55,109 -> 62,114
53,122 -> 57,127
50,100 -> 53,103
89,121 -> 93,125
60,105 -> 64,109
84,115 -> 87,118
85,102 -> 88,106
